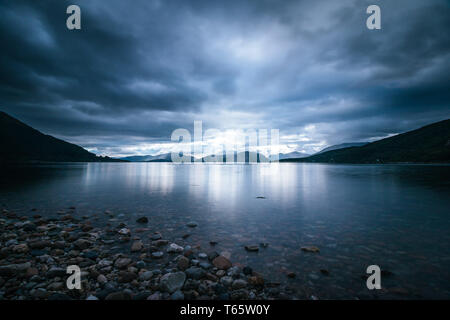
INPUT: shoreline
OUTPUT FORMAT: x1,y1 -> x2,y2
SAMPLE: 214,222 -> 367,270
0,207 -> 298,300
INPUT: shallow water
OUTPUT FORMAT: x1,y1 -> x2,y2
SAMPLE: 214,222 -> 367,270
1,163 -> 450,299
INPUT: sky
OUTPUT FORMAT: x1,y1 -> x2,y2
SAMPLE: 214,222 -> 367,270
1,0 -> 449,157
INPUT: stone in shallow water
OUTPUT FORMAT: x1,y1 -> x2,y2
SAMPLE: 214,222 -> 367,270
151,251 -> 164,259
167,243 -> 184,253
208,251 -> 219,260
131,241 -> 143,252
118,271 -> 137,283
232,279 -> 248,289
151,233 -> 162,240
199,262 -> 212,269
245,245 -> 259,252
248,274 -> 264,286
159,272 -> 186,293
212,256 -> 232,270
171,290 -> 184,300
136,216 -> 148,224
98,259 -> 113,267
97,274 -> 107,284
320,269 -> 329,276
139,271 -> 153,281
186,222 -> 198,228
118,228 -> 131,236
220,276 -> 233,287
301,246 -> 320,253
198,253 -> 208,259
154,239 -> 168,246
47,267 -> 66,278
177,256 -> 190,270
114,258 -> 132,269
185,267 -> 206,280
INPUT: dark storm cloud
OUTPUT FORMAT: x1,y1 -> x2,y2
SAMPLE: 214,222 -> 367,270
0,0 -> 449,155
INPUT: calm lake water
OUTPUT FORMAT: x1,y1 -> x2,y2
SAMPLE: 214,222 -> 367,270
1,163 -> 450,299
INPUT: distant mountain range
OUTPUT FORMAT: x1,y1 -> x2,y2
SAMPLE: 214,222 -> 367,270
281,119 -> 450,163
2,111 -> 449,164
122,151 -> 270,163
202,151 -> 269,163
0,111 -> 123,163
277,151 -> 311,160
316,142 -> 368,154
120,153 -> 173,162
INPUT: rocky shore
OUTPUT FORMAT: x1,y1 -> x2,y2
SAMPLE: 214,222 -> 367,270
0,208 -> 296,300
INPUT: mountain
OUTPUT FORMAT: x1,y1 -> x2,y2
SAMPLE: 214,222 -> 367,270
147,153 -> 176,162
136,151 -> 270,162
120,155 -> 157,162
0,111 -> 123,163
120,153 -> 173,162
277,151 -> 310,160
281,119 -> 450,164
316,142 -> 368,154
201,151 -> 270,163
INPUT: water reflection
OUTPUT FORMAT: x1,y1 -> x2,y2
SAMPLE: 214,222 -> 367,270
1,163 -> 450,298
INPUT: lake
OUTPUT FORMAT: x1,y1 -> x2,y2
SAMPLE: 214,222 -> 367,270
1,163 -> 449,299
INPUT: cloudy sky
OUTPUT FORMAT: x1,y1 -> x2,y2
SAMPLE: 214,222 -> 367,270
1,0 -> 449,157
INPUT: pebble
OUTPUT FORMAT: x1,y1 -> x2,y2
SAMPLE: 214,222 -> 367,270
97,274 -> 107,284
167,243 -> 184,253
136,217 -> 148,224
186,222 -> 198,228
212,256 -> 232,270
159,272 -> 186,293
232,279 -> 248,289
131,241 -> 143,252
151,251 -> 164,259
244,245 -> 259,252
177,256 -> 190,270
301,246 -> 320,253
114,258 -> 132,269
118,228 -> 131,236
139,271 -> 153,281
198,253 -> 208,259
171,290 -> 184,300
185,267 -> 206,280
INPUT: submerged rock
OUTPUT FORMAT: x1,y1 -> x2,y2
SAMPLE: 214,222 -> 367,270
131,241 -> 143,252
212,256 -> 232,270
136,216 -> 148,224
151,251 -> 164,259
167,243 -> 184,253
301,246 -> 320,253
186,222 -> 198,228
244,245 -> 259,252
159,272 -> 186,293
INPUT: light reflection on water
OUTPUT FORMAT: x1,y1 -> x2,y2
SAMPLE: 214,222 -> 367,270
1,162 -> 450,299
